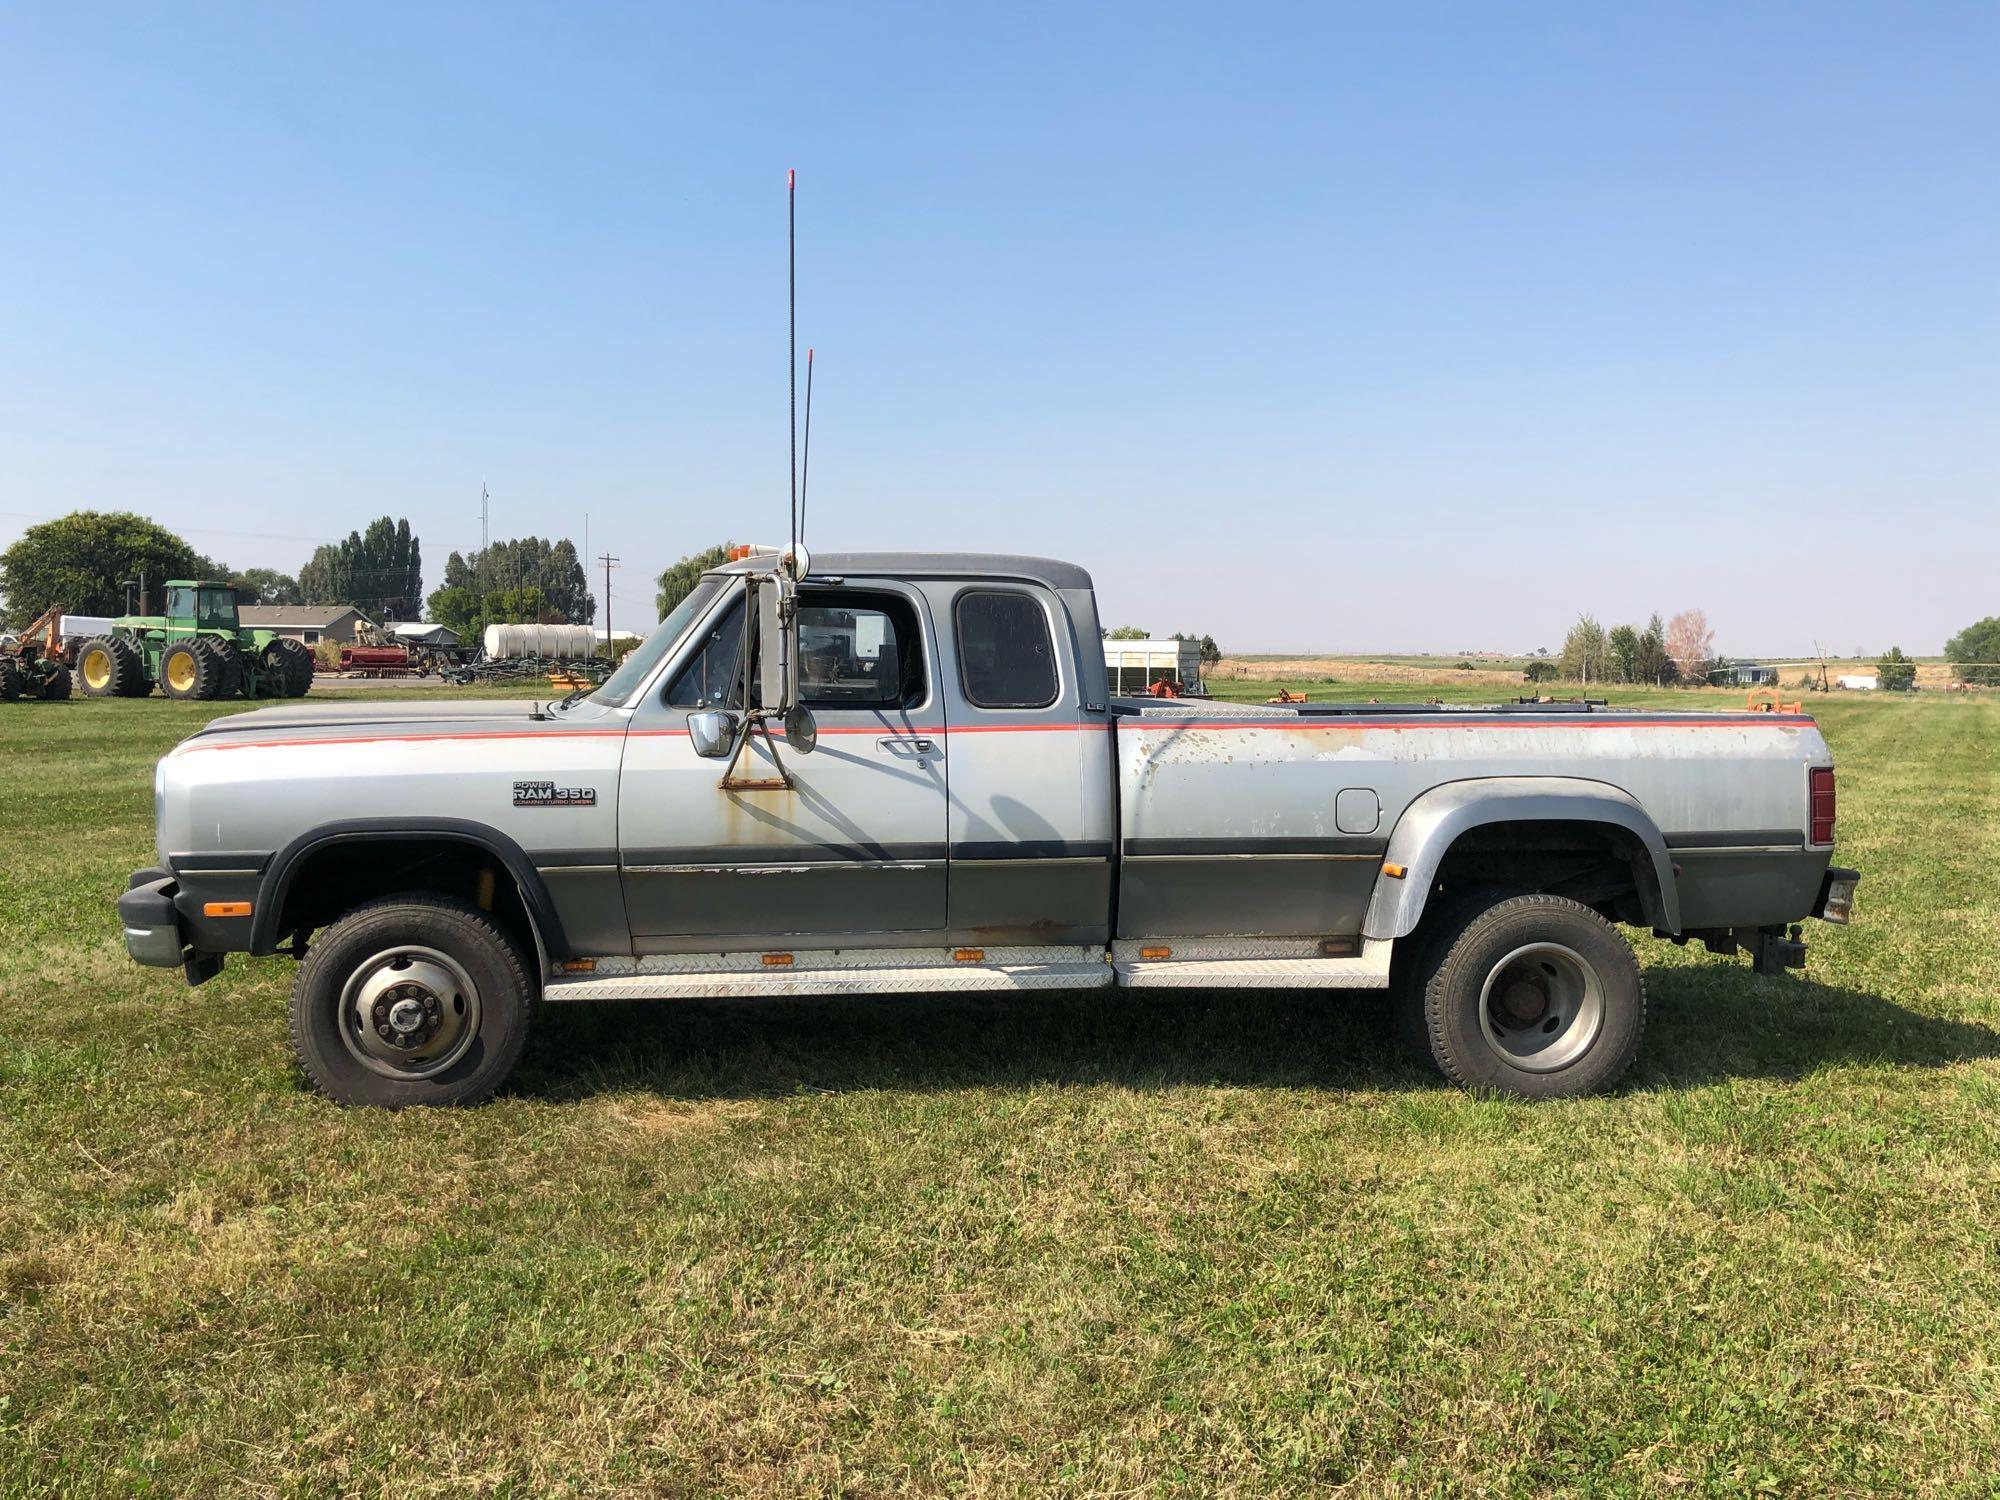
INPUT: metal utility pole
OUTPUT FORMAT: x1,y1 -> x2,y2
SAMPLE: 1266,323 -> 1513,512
598,553 -> 619,644
480,482 -> 489,552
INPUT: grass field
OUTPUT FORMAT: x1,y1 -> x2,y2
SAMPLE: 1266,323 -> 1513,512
3,687 -> 1998,1494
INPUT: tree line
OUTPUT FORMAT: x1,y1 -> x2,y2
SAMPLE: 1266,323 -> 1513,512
1537,610 -> 1711,686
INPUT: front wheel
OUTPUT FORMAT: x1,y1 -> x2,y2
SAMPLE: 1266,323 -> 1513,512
290,895 -> 536,1107
1399,891 -> 1645,1098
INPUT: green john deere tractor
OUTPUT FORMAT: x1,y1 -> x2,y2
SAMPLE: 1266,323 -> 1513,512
75,581 -> 315,701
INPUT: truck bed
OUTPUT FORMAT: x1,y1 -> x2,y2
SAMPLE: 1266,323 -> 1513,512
1110,700 -> 1831,939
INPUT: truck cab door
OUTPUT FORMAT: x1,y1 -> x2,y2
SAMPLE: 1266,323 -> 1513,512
931,581 -> 1115,946
617,580 -> 949,947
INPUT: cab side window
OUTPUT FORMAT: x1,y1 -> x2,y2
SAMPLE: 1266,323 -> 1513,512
955,590 -> 1058,709
664,600 -> 750,708
796,590 -> 924,709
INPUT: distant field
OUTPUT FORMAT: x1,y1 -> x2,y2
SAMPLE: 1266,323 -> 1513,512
3,687 -> 1998,1493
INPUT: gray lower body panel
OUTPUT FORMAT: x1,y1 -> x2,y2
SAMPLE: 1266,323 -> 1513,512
1674,847 -> 1832,930
1117,854 -> 1376,938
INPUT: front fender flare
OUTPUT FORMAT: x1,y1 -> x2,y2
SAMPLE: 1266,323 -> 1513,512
1362,777 -> 1680,940
250,816 -> 567,967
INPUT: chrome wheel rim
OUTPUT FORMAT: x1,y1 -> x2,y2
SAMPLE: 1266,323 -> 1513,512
337,945 -> 481,1080
1477,941 -> 1603,1072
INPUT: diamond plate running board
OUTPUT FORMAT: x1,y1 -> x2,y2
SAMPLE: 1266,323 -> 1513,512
544,946 -> 1112,1001
1112,938 -> 1394,989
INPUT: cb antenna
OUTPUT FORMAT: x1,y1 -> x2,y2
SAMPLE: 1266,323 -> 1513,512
800,347 -> 814,543
788,167 -> 797,560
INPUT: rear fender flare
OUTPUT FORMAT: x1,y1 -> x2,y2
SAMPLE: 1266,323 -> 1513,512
251,817 -> 566,967
1363,777 -> 1680,940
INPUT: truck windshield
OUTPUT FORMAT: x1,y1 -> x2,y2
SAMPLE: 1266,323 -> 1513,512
586,575 -> 728,708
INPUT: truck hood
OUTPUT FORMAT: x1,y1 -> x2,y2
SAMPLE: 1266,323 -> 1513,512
176,697 -> 625,749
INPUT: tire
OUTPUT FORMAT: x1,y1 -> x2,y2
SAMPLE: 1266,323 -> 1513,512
0,658 -> 21,701
110,637 -> 150,696
204,639 -> 244,699
290,895 -> 536,1108
159,639 -> 212,700
256,642 -> 292,697
274,637 -> 314,697
77,636 -> 139,697
1398,891 -> 1645,1099
40,664 -> 72,700
1389,884 -> 1510,1074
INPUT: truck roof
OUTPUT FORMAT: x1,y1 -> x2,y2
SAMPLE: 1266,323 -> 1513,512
718,551 -> 1094,592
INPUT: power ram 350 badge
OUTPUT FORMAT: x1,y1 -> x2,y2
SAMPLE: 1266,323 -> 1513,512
513,781 -> 597,808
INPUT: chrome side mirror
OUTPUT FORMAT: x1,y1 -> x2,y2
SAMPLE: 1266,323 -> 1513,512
688,710 -> 738,759
784,704 -> 817,754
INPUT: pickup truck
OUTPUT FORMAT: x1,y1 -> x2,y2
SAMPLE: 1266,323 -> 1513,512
118,549 -> 1859,1107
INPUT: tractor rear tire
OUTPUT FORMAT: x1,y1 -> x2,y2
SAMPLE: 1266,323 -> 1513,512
77,636 -> 142,697
277,637 -> 314,696
207,639 -> 245,699
111,638 -> 149,696
160,640 -> 213,700
41,664 -> 72,700
0,659 -> 22,701
263,638 -> 313,697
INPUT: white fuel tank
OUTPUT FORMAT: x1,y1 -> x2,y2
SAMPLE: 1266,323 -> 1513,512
481,622 -> 598,659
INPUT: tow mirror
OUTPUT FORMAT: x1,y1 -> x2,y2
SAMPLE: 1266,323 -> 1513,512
757,579 -> 791,714
784,704 -> 817,754
688,710 -> 738,759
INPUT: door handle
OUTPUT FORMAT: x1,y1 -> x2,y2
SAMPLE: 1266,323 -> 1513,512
878,736 -> 937,757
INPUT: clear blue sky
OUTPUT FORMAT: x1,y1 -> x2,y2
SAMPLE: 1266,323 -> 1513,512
2,2 -> 1994,654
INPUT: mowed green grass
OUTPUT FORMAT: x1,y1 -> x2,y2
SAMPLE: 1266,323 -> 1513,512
2,688 -> 1997,1495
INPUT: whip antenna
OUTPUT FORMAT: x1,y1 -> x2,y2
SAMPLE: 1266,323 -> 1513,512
788,168 -> 797,559
799,348 -> 815,544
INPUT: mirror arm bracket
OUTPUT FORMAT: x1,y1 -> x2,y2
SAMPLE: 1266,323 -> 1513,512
718,709 -> 794,791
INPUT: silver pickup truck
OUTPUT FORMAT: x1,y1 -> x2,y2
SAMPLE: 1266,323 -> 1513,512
119,549 -> 1858,1107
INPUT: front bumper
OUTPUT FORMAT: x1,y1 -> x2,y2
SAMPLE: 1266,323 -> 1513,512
117,870 -> 225,984
119,871 -> 185,967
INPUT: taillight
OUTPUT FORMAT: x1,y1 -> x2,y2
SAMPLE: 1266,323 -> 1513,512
1809,766 -> 1835,846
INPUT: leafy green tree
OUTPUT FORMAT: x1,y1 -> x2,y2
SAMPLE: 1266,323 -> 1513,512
1945,616 -> 2000,686
1557,614 -> 1610,684
1635,614 -> 1670,686
424,585 -> 481,640
1523,659 -> 1559,684
1877,646 -> 1916,691
299,516 -> 422,618
1607,624 -> 1640,684
0,510 -> 210,626
441,538 -> 592,623
1105,625 -> 1149,640
656,543 -> 732,621
229,568 -> 300,606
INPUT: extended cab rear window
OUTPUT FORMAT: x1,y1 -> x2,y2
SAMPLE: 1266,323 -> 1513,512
954,590 -> 1058,709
